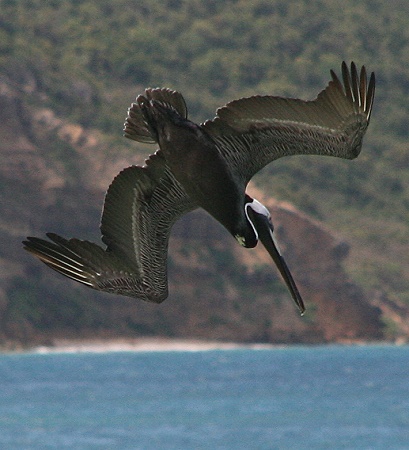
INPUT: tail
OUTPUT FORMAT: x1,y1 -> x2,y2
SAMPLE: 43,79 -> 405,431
123,88 -> 187,144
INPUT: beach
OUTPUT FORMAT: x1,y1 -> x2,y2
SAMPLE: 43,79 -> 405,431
31,337 -> 277,354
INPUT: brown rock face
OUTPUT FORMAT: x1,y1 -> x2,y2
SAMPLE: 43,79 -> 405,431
261,200 -> 383,342
162,201 -> 383,343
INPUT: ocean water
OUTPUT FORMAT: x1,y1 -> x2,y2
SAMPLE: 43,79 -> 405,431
0,345 -> 408,449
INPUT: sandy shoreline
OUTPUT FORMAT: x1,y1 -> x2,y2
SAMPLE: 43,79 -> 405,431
30,337 -> 278,354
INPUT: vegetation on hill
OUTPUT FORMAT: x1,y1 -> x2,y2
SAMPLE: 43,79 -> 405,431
1,0 -> 409,311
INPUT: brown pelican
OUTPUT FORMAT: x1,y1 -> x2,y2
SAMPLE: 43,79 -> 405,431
23,62 -> 375,315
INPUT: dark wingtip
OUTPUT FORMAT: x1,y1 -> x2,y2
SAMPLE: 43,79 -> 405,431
341,61 -> 353,102
331,61 -> 375,121
366,71 -> 376,121
23,235 -> 46,249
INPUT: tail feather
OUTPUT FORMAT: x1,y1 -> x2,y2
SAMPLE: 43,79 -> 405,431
123,88 -> 187,144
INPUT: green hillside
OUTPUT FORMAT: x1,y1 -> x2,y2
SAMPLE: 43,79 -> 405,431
1,0 -> 409,306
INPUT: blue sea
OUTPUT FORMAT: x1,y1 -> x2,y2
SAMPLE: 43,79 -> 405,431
0,345 -> 408,449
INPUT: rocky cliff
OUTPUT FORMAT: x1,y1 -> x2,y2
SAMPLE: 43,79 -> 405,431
0,75 -> 392,348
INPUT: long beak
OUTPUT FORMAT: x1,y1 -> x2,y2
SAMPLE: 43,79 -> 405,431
252,214 -> 306,315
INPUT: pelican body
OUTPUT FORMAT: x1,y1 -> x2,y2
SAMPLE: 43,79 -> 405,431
23,62 -> 375,315
139,99 -> 252,246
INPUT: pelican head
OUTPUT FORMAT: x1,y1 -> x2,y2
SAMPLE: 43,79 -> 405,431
238,195 -> 306,315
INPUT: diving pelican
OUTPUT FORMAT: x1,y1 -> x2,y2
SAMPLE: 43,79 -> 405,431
23,62 -> 375,315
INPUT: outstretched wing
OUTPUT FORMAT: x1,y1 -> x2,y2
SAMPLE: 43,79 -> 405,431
202,62 -> 375,184
23,151 -> 196,302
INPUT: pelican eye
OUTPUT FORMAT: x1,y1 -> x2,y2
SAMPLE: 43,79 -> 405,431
235,234 -> 246,247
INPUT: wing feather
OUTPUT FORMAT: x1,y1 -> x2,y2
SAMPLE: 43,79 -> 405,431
202,62 -> 375,184
24,151 -> 196,302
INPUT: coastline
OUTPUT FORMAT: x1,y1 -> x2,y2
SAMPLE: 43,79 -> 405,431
30,337 -> 278,354
0,337 -> 402,355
